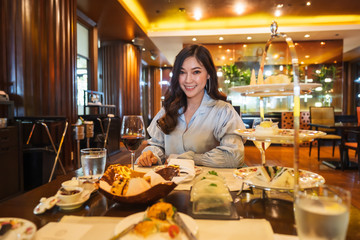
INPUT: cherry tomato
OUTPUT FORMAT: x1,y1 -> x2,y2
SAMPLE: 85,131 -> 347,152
168,224 -> 180,238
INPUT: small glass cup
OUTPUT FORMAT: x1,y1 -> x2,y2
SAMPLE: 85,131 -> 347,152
80,148 -> 107,178
294,185 -> 351,240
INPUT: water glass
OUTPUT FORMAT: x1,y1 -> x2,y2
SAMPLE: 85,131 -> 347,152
80,148 -> 107,177
294,185 -> 351,240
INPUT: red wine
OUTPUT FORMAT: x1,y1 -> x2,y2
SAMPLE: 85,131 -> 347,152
122,135 -> 144,151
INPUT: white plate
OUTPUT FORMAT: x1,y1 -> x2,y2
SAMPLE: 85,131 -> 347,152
234,166 -> 325,190
230,83 -> 321,97
56,190 -> 91,210
0,218 -> 37,240
234,129 -> 326,144
114,212 -> 198,240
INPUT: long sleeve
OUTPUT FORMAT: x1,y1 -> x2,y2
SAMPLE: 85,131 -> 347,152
192,104 -> 245,168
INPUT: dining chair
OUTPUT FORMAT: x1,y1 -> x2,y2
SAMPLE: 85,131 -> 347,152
309,106 -> 341,161
342,130 -> 360,174
357,106 -> 360,125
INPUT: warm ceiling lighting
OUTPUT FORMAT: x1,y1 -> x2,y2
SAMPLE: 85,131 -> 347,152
164,64 -> 167,67
301,61 -> 305,64
305,55 -> 310,58
320,41 -> 326,45
235,3 -> 245,15
276,4 -> 284,8
247,36 -> 252,40
306,1 -> 311,6
304,34 -> 310,38
295,43 -> 299,46
219,37 -> 224,41
274,9 -> 281,17
243,44 -> 247,48
226,49 -> 231,52
218,45 -> 223,48
194,8 -> 202,20
229,58 -> 233,61
142,48 -> 146,51
192,37 -> 197,41
273,54 -> 279,59
221,56 -> 226,60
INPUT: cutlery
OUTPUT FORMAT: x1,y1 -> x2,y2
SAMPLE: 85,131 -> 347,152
109,223 -> 136,240
173,213 -> 198,240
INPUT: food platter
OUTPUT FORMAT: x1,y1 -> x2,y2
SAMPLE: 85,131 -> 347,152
0,218 -> 37,240
234,129 -> 326,144
233,166 -> 325,190
114,212 -> 198,240
230,83 -> 321,97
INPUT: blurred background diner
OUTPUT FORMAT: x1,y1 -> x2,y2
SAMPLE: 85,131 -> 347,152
1,0 -> 360,210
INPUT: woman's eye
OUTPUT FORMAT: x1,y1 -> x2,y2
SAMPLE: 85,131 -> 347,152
193,70 -> 201,74
180,70 -> 185,74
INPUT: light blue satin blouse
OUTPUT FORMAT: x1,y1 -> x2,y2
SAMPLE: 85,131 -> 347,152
141,91 -> 246,168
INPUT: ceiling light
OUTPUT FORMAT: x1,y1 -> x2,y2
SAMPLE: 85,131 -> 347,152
304,34 -> 310,38
219,37 -> 224,41
229,58 -> 233,61
194,8 -> 202,20
295,43 -> 299,46
243,44 -> 247,48
235,3 -> 245,15
273,54 -> 279,59
306,1 -> 311,6
164,64 -> 167,67
276,4 -> 283,8
320,42 -> 325,45
275,9 -> 281,17
305,55 -> 310,58
247,36 -> 252,40
192,37 -> 197,41
301,61 -> 304,64
142,48 -> 146,51
218,45 -> 223,48
226,49 -> 231,52
221,56 -> 226,60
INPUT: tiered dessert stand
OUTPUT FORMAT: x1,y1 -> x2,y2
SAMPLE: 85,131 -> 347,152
231,22 -> 326,191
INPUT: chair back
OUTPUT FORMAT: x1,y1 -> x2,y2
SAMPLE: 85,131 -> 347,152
357,106 -> 360,125
310,106 -> 336,132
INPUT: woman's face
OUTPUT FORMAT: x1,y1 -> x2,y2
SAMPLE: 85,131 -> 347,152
178,56 -> 209,102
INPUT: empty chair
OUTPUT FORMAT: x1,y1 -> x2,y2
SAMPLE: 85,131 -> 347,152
309,106 -> 341,161
342,130 -> 360,173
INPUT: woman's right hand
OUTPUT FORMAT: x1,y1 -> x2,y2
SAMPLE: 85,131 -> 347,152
137,150 -> 158,167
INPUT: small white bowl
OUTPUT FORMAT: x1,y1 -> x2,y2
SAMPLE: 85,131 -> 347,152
61,179 -> 80,188
57,186 -> 83,204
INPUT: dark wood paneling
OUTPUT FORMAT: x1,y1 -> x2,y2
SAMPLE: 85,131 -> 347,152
100,42 -> 141,117
0,0 -> 77,168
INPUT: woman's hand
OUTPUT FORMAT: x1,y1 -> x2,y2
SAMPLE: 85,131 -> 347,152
137,150 -> 159,167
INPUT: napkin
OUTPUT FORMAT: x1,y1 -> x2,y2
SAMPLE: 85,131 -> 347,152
167,158 -> 195,184
35,222 -> 92,240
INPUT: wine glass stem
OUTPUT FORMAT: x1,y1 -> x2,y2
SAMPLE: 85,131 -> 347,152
131,152 -> 135,170
261,142 -> 266,166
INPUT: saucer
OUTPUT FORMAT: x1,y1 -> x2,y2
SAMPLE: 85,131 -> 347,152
56,190 -> 91,210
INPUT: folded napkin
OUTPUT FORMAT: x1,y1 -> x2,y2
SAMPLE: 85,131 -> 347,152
167,158 -> 195,184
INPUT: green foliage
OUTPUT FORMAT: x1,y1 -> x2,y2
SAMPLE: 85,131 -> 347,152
312,65 -> 337,106
222,64 -> 251,86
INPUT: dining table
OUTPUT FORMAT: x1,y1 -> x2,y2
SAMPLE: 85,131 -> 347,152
308,122 -> 360,170
1,165 -> 360,240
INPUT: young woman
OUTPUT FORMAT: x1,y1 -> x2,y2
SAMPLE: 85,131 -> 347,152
137,45 -> 246,168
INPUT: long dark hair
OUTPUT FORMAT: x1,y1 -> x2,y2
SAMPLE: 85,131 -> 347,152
157,44 -> 227,134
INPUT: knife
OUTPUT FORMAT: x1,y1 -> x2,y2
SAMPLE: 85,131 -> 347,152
173,213 -> 198,240
109,223 -> 136,240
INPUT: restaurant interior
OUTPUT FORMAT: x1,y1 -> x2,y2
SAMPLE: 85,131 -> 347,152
1,0 -> 360,239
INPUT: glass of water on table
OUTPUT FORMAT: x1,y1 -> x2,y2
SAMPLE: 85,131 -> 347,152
80,148 -> 107,180
294,184 -> 351,240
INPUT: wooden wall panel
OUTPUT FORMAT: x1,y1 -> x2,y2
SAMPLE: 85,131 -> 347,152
0,0 -> 77,168
100,42 -> 141,117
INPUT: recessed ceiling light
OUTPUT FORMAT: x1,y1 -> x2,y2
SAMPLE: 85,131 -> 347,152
142,48 -> 146,51
306,1 -> 311,6
235,3 -> 245,15
247,36 -> 252,40
276,4 -> 284,8
320,42 -> 326,45
164,64 -> 167,67
226,49 -> 231,52
218,45 -> 222,48
221,56 -> 226,60
295,43 -> 299,46
301,61 -> 305,64
219,37 -> 224,41
304,34 -> 310,38
194,8 -> 202,20
192,37 -> 197,41
229,58 -> 233,61
243,44 -> 247,48
275,9 -> 281,17
305,55 -> 310,58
